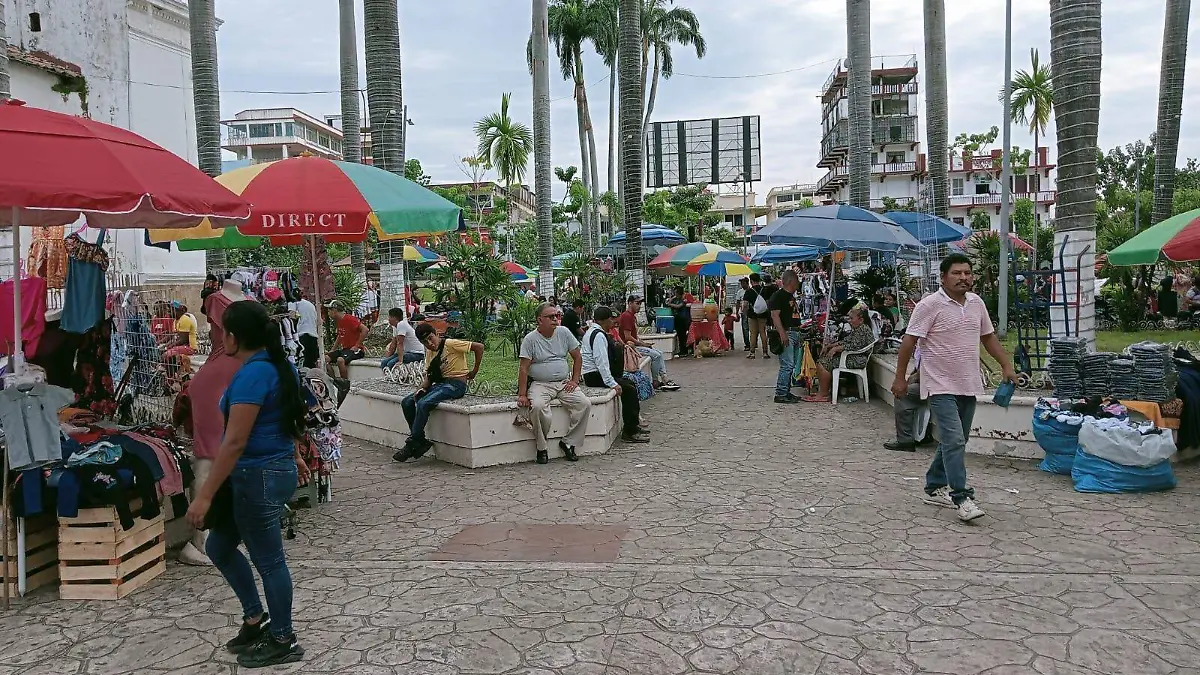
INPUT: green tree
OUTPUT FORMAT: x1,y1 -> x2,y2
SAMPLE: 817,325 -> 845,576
968,210 -> 992,231
640,0 -> 707,128
503,220 -> 581,268
532,0 -> 556,295
404,158 -> 431,185
619,0 -> 645,294
476,92 -> 534,258
188,0 -> 226,270
1003,48 -> 1053,187
428,241 -> 518,341
952,126 -> 999,154
846,0 -> 871,208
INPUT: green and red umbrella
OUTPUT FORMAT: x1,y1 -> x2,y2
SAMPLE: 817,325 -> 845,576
1107,208 -> 1200,265
502,261 -> 537,281
148,155 -> 464,249
647,242 -> 747,271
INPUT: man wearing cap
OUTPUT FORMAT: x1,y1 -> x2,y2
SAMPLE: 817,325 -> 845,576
620,296 -> 680,391
325,301 -> 368,380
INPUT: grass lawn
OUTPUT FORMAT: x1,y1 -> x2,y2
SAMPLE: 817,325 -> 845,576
476,338 -> 520,386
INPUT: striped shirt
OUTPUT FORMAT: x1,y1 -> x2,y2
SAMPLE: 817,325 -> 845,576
905,289 -> 993,397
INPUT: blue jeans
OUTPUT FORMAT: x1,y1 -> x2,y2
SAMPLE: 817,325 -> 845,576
740,314 -> 749,348
206,457 -> 298,639
775,331 -> 800,397
401,379 -> 468,442
636,346 -> 667,379
381,352 -> 424,370
925,394 -> 977,504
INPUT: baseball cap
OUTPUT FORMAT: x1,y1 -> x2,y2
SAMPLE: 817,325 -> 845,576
627,295 -> 643,304
323,300 -> 341,309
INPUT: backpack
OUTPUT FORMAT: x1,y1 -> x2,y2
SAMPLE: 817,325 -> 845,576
587,327 -> 623,379
752,291 -> 769,315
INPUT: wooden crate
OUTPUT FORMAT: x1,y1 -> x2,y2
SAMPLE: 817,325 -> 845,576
58,506 -> 165,600
2,514 -> 59,594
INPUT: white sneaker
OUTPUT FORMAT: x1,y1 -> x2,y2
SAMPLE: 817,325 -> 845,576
922,486 -> 955,509
956,498 -> 986,522
178,541 -> 212,566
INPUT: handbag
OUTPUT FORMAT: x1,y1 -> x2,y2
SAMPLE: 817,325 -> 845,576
767,327 -> 784,355
202,479 -> 234,531
622,344 -> 641,373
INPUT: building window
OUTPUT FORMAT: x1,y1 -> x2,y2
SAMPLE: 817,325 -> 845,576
886,151 -> 905,165
318,133 -> 331,149
1011,175 -> 1029,194
778,209 -> 794,218
284,122 -> 295,137
975,175 -> 990,195
1029,174 -> 1041,193
952,217 -> 965,226
951,178 -> 964,196
777,193 -> 793,203
248,124 -> 276,139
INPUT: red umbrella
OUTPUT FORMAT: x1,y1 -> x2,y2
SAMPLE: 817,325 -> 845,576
0,100 -> 250,229
0,99 -> 250,374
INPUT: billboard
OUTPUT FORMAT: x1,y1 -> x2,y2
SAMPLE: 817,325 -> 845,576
645,115 -> 762,189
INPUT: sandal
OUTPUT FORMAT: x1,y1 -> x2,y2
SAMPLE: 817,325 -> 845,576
802,395 -> 831,403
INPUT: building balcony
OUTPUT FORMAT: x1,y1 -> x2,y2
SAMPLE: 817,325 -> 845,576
817,162 -> 921,194
872,82 -> 918,96
821,55 -> 919,100
949,147 -> 1056,173
948,191 -> 1056,208
820,116 -> 919,165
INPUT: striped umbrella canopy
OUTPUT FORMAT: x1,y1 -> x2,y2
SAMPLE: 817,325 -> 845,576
149,155 -> 465,250
885,211 -> 971,245
502,261 -> 536,281
749,245 -> 824,264
682,261 -> 757,277
647,242 -> 747,270
1107,207 -> 1200,265
607,223 -> 686,244
751,204 -> 920,252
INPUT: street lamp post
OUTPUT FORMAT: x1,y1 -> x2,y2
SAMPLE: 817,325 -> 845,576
997,0 -> 1013,339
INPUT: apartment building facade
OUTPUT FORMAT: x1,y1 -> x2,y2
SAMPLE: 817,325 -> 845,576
945,147 -> 1057,230
222,108 -> 344,162
429,181 -> 537,225
815,55 -> 924,209
765,183 -> 821,224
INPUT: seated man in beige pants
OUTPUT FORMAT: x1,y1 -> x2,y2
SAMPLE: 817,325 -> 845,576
517,302 -> 592,465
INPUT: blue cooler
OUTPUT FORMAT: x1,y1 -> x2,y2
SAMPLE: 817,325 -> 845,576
655,308 -> 674,333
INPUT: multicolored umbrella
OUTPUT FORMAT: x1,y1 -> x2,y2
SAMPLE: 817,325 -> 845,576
647,242 -> 747,270
1107,207 -> 1200,265
683,261 -> 757,277
502,261 -> 537,281
401,244 -> 442,263
148,155 -> 464,249
749,245 -> 824,264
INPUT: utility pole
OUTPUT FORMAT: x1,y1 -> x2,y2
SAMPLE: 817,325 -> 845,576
997,0 -> 1013,339
1134,151 -> 1143,232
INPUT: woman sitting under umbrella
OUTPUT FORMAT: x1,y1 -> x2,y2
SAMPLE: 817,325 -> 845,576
805,307 -> 876,403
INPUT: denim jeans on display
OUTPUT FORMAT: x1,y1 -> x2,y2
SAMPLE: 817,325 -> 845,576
924,394 -> 977,504
775,331 -> 800,397
206,457 -> 299,639
401,380 -> 468,443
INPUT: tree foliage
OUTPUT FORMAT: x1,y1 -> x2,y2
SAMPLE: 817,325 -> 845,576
427,241 -> 519,342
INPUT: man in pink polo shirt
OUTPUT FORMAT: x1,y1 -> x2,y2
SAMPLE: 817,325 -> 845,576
892,253 -> 1016,522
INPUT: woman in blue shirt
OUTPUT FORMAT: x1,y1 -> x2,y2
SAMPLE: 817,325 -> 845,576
186,300 -> 309,668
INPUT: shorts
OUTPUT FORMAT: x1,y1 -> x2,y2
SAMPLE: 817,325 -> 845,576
328,348 -> 365,364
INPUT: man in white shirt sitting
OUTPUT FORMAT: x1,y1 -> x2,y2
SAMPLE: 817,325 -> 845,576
581,306 -> 650,444
381,308 -> 425,371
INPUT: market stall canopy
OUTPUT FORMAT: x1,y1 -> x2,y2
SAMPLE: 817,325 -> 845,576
751,204 -> 921,252
502,261 -> 537,281
1106,207 -> 1200,265
682,261 -> 757,277
0,99 -> 250,229
749,245 -> 824,264
606,223 -> 687,244
148,155 -> 465,249
648,242 -> 748,272
885,211 -> 971,245
595,241 -> 672,258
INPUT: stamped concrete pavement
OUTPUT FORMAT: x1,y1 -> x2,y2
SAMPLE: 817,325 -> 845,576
3,354 -> 1200,674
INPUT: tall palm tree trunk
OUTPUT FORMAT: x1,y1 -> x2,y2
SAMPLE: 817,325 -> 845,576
189,0 -> 226,270
642,49 -> 661,129
620,0 -> 645,295
1152,0 -> 1191,226
340,0 -> 367,283
365,0 -> 406,315
533,0 -> 554,296
607,58 -> 617,196
0,0 -> 10,101
1050,0 -> 1102,344
922,0 -> 950,218
583,89 -> 603,248
574,70 -> 595,255
846,0 -> 872,209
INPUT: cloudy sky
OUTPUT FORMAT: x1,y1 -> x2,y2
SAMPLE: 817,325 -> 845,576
216,0 -> 1200,200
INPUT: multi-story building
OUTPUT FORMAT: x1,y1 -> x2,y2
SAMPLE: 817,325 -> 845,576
709,188 -> 769,236
323,114 -> 374,164
3,0 -> 208,302
765,183 -> 821,224
429,181 -> 537,225
815,55 -> 924,209
222,108 -> 344,162
945,147 -> 1057,230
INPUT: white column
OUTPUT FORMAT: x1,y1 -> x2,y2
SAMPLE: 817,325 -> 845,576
1050,229 -> 1097,347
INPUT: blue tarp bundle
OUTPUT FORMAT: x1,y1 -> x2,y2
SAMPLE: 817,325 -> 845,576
1071,449 -> 1176,494
1033,408 -> 1081,475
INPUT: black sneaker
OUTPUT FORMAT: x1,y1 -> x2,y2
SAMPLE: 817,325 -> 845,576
883,440 -> 917,452
408,438 -> 433,460
226,613 -> 270,654
658,380 -> 681,391
237,633 -> 304,669
774,395 -> 800,404
559,441 -> 578,462
622,431 -> 651,443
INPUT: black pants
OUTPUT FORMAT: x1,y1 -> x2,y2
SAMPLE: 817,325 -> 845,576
584,371 -> 640,434
298,333 -> 319,369
675,317 -> 691,356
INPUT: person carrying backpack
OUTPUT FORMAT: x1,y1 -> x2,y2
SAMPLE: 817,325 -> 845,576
581,306 -> 649,444
742,273 -> 770,359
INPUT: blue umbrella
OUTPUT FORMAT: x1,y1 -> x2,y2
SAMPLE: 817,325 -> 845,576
551,253 -> 574,270
885,211 -> 970,245
607,223 -> 685,244
751,204 -> 921,252
750,244 -> 824,264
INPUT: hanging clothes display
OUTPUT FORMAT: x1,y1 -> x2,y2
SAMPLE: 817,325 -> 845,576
28,226 -> 68,289
0,383 -> 75,471
71,318 -> 117,417
61,234 -> 109,334
0,276 -> 48,356
29,313 -> 82,388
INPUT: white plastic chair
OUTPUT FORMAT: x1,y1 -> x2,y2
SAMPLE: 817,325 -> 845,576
832,338 -> 878,404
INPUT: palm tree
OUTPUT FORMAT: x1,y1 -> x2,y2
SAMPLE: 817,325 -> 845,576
0,0 -> 10,101
364,0 -> 405,314
189,0 -> 226,269
339,0 -> 367,282
1004,48 -> 1053,199
593,0 -> 620,197
923,0 -> 949,219
619,0 -> 645,294
1153,0 -> 1191,226
846,0 -> 872,209
640,0 -> 706,130
532,0 -> 555,295
1049,0 -> 1102,341
476,93 -> 534,260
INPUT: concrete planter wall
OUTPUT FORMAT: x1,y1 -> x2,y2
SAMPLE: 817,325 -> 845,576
340,357 -> 652,467
641,332 -> 675,360
868,356 -> 1042,460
